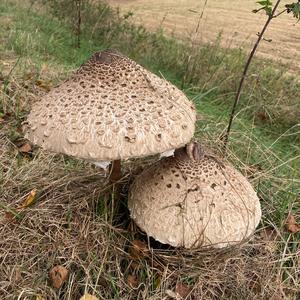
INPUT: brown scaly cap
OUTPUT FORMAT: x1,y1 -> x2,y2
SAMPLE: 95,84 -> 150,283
128,142 -> 261,249
24,49 -> 196,161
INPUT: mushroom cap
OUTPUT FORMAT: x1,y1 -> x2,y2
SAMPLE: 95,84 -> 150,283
128,143 -> 262,249
24,49 -> 196,161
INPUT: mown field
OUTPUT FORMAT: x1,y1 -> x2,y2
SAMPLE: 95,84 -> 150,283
0,0 -> 299,299
109,0 -> 300,73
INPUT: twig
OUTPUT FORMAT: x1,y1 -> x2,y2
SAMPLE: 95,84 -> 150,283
273,8 -> 288,17
222,0 -> 282,154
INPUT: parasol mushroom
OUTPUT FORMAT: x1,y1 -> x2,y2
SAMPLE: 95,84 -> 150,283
23,49 -> 196,182
128,142 -> 262,248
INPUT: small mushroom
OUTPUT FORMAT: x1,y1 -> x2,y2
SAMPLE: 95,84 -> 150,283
23,49 -> 196,181
128,142 -> 262,248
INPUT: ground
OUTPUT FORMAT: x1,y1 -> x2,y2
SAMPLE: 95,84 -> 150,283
0,0 -> 299,299
108,0 -> 300,73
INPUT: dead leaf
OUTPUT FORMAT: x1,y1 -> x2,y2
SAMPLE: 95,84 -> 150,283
127,274 -> 139,288
2,204 -> 22,223
18,189 -> 37,209
18,143 -> 32,153
4,212 -> 15,222
132,239 -> 148,251
256,111 -> 270,123
49,265 -> 69,289
129,240 -> 149,260
36,295 -> 46,300
0,118 -> 4,124
80,294 -> 99,300
286,213 -> 300,233
175,282 -> 192,299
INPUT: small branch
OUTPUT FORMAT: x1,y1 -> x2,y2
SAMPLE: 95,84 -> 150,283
252,7 -> 266,14
273,8 -> 288,18
222,0 -> 282,153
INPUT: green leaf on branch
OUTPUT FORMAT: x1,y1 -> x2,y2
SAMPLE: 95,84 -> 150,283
286,2 -> 300,21
264,6 -> 273,16
257,0 -> 273,6
256,0 -> 273,16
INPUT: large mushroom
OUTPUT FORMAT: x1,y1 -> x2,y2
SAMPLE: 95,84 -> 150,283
24,49 -> 196,181
128,142 -> 262,248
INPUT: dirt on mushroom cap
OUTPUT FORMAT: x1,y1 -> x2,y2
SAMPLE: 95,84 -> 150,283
24,49 -> 196,161
128,144 -> 262,249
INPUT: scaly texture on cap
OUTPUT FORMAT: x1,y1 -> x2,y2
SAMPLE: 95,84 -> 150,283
24,49 -> 196,161
128,143 -> 261,249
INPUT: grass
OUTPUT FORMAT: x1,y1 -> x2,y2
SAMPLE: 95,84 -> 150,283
0,0 -> 299,299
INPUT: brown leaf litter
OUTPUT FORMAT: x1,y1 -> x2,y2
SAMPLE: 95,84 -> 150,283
49,265 -> 69,289
286,213 -> 300,233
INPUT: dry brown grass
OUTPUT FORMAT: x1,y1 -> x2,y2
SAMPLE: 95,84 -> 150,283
0,131 -> 299,299
108,0 -> 300,74
1,72 -> 299,299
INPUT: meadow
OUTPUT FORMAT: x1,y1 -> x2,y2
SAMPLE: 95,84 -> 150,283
109,0 -> 300,72
0,0 -> 299,299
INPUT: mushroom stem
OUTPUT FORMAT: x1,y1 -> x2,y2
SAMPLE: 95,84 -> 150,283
109,159 -> 121,183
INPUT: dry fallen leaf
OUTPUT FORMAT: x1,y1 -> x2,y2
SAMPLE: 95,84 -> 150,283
129,240 -> 149,260
4,212 -> 15,222
175,282 -> 192,299
1,204 -> 21,223
127,274 -> 139,288
286,213 -> 300,233
132,239 -> 148,251
18,189 -> 37,209
18,143 -> 32,153
80,294 -> 99,300
49,265 -> 69,289
36,295 -> 46,300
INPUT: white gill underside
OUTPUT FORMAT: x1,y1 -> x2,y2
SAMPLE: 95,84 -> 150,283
92,149 -> 175,170
159,149 -> 175,158
93,161 -> 111,169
